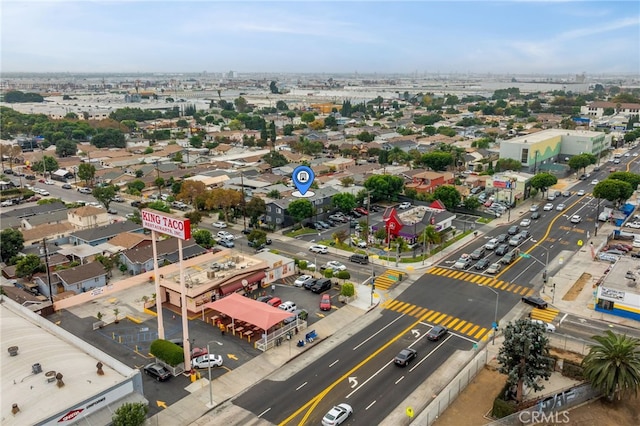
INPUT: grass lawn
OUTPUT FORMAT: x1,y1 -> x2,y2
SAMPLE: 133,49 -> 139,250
284,227 -> 319,238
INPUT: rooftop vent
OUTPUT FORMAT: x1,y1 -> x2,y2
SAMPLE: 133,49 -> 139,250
7,346 -> 19,356
32,363 -> 42,374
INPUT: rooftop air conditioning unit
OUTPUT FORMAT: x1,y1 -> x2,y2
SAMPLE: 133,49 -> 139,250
32,363 -> 42,374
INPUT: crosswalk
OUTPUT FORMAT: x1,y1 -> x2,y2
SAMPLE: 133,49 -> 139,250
381,299 -> 492,341
426,267 -> 535,297
374,269 -> 404,291
530,307 -> 560,323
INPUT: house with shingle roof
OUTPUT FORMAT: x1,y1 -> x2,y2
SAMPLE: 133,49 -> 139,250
107,232 -> 152,251
69,221 -> 144,246
33,262 -> 108,298
120,238 -> 206,275
21,222 -> 76,245
67,206 -> 111,229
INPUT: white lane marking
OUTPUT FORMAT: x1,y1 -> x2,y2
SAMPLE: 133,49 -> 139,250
296,382 -> 307,391
559,313 -> 568,326
329,359 -> 339,367
353,314 -> 406,351
395,376 -> 405,385
366,400 -> 377,410
257,408 -> 271,417
409,335 -> 452,372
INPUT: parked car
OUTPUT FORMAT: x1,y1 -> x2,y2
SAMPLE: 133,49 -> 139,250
284,309 -> 309,325
354,207 -> 368,215
320,294 -> 332,311
113,195 -> 124,202
322,403 -> 353,426
317,221 -> 330,229
216,231 -> 233,240
191,354 -> 223,369
131,201 -> 142,208
394,348 -> 417,367
625,221 -> 640,229
257,295 -> 274,303
427,325 -> 448,341
522,296 -> 548,309
303,278 -> 317,290
279,301 -> 297,312
25,175 -> 36,180
218,239 -> 234,248
486,262 -> 502,274
398,202 -> 412,209
190,347 -> 208,359
266,297 -> 282,308
311,278 -> 332,294
294,275 -> 313,287
143,363 -> 171,381
212,221 -> 227,229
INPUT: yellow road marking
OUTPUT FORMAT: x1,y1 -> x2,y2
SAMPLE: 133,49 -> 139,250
454,320 -> 467,331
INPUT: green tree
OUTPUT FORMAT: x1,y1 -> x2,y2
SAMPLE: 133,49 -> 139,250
77,163 -> 96,186
276,100 -> 288,110
126,180 -> 146,194
247,229 -> 267,248
287,199 -> 314,225
1,229 -> 24,262
568,154 -> 596,173
463,197 -> 481,211
184,210 -> 202,226
497,318 -> 553,403
419,152 -> 453,171
234,96 -> 249,113
31,155 -> 59,174
363,175 -> 404,202
432,185 -> 461,209
340,177 -> 355,187
189,135 -> 203,148
332,192 -> 357,213
582,330 -> 640,402
245,196 -> 267,227
529,172 -> 558,196
93,185 -> 116,209
262,151 -> 288,167
267,189 -> 282,199
608,172 -> 640,191
495,158 -> 522,172
593,179 -> 634,205
15,254 -> 44,280
55,139 -> 78,157
300,112 -> 315,123
193,229 -> 214,248
112,402 -> 149,426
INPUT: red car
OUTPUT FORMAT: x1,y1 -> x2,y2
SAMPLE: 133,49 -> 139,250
38,179 -> 46,183
191,347 -> 208,359
320,294 -> 332,311
266,297 -> 282,308
354,207 -> 368,215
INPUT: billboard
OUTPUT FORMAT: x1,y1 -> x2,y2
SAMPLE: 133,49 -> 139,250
141,209 -> 191,240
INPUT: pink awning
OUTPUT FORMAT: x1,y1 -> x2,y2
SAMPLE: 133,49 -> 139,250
203,293 -> 292,330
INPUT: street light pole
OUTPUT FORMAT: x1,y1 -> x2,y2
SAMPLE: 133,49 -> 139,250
478,285 -> 499,345
206,343 -> 213,408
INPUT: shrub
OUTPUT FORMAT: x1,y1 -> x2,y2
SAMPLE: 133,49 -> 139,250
298,260 -> 307,270
491,398 -> 517,419
336,270 -> 351,281
341,282 -> 355,297
149,339 -> 184,366
562,359 -> 584,380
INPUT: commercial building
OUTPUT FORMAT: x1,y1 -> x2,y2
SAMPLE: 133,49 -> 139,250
498,129 -> 611,174
594,256 -> 640,321
485,172 -> 533,204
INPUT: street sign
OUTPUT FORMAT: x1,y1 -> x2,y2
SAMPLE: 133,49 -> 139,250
577,239 -> 584,246
520,253 -> 531,258
406,407 -> 414,418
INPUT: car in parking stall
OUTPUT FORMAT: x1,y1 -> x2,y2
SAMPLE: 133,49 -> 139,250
284,309 -> 308,325
320,294 -> 332,311
191,354 -> 224,369
311,278 -> 332,294
294,275 -> 313,287
399,202 -> 412,209
143,363 -> 172,381
278,301 -> 297,312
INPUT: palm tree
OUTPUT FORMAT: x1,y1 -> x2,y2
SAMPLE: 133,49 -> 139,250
420,225 -> 441,256
582,330 -> 640,401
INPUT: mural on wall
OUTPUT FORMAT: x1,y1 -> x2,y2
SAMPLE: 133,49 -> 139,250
526,136 -> 562,165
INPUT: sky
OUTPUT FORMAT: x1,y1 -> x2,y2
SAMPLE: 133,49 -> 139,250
1,1 -> 639,75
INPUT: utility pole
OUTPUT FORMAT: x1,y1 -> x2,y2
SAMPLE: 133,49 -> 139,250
155,160 -> 161,197
42,238 -> 53,303
240,171 -> 247,230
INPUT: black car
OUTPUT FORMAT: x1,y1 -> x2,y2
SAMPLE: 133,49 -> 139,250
4,169 -> 14,174
257,295 -> 274,303
143,363 -> 172,381
303,278 -> 317,290
25,175 -> 36,180
508,225 -> 520,235
522,296 -> 548,309
531,211 -> 541,220
311,278 -> 332,294
107,208 -> 118,214
474,258 -> 491,270
427,325 -> 448,341
131,201 -> 142,208
495,244 -> 510,256
241,228 -> 252,235
495,233 -> 509,243
394,348 -> 417,367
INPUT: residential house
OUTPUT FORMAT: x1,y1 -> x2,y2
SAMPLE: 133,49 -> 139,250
404,171 -> 455,194
119,238 -> 206,275
67,206 -> 111,229
381,139 -> 418,153
325,157 -> 355,172
371,201 -> 456,244
107,232 -> 152,251
21,222 -> 76,246
264,186 -> 340,228
33,262 -> 108,298
69,221 -> 144,246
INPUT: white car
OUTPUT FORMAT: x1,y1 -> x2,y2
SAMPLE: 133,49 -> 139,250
543,203 -> 554,211
530,319 -> 556,332
633,153 -> 639,157
0,200 -> 13,207
216,231 -> 233,240
625,221 -> 640,229
624,153 -> 630,157
486,262 -> 502,274
322,403 -> 353,426
453,256 -> 472,269
309,244 -> 329,254
591,179 -> 599,185
576,189 -> 585,196
556,203 -> 566,211
44,179 -> 55,185
38,190 -> 50,196
570,215 -> 582,224
322,261 -> 346,271
520,218 -> 531,227
278,301 -> 297,312
294,275 -> 313,287
484,238 -> 499,250
212,221 -> 227,229
191,354 -> 223,369
398,202 -> 412,209
529,205 -> 539,212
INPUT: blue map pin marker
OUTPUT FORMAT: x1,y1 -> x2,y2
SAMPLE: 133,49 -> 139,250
292,165 -> 315,196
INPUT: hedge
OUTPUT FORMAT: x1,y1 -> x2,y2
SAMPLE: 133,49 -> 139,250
149,339 -> 184,366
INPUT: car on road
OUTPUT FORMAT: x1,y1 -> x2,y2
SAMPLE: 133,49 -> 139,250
484,238 -> 499,250
507,225 -> 520,235
453,256 -> 472,269
38,190 -> 50,196
427,325 -> 448,341
474,258 -> 491,270
191,354 -> 223,369
529,204 -> 539,212
522,296 -> 548,309
212,221 -> 227,228
143,363 -> 172,381
562,191 -> 571,197
44,179 -> 55,185
0,200 -> 13,207
500,249 -> 520,265
570,215 -> 582,224
613,159 -> 621,164
398,202 -> 412,209
77,187 -> 92,194
321,261 -> 346,272
218,239 -> 234,248
531,211 -> 540,220
520,218 -> 531,227
530,319 -> 556,332
576,189 -> 585,196
309,244 -> 329,254
61,183 -> 72,189
547,194 -> 555,201
322,403 -> 353,426
294,275 -> 313,287
625,221 -> 640,229
320,294 -> 332,311
486,262 -> 502,274
591,179 -> 599,185
112,195 -> 124,202
543,203 -> 554,211
470,247 -> 486,260
495,244 -> 510,256
25,175 -> 36,180
107,208 -> 118,214
125,213 -> 135,219
556,203 -> 566,211
130,201 -> 142,208
495,234 -> 509,243
394,348 -> 417,367
509,234 -> 525,246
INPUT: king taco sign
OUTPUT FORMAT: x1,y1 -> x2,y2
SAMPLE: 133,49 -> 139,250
141,209 -> 191,240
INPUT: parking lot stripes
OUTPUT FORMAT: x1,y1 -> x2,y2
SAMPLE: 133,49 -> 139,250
381,300 -> 490,341
529,307 -> 560,323
425,267 -> 535,297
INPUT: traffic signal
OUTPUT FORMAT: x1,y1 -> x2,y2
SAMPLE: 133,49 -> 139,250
542,270 -> 547,283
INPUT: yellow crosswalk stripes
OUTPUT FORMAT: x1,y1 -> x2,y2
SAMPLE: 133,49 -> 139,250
425,267 -> 533,297
382,299 -> 491,341
530,307 -> 560,323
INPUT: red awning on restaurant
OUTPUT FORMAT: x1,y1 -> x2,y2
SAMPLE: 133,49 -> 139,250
219,271 -> 265,295
203,293 -> 292,330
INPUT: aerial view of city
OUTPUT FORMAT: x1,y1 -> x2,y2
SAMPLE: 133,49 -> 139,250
1,1 -> 639,425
